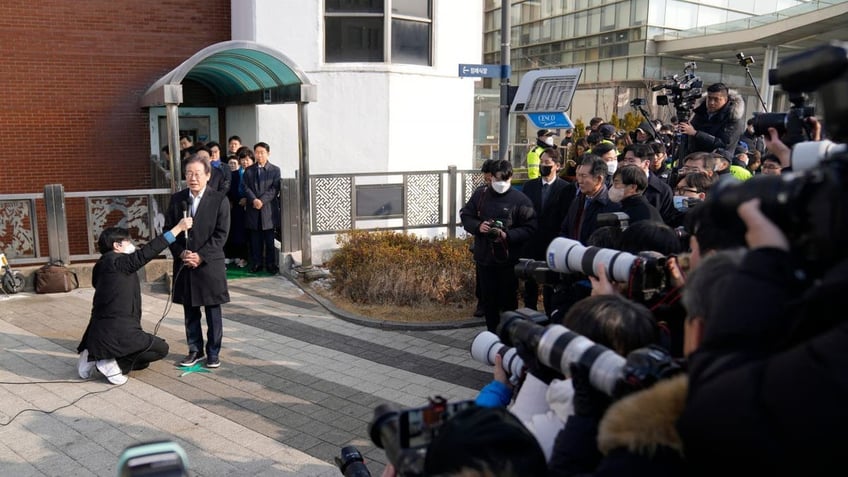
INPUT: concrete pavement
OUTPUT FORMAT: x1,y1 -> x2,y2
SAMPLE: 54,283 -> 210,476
0,273 -> 491,476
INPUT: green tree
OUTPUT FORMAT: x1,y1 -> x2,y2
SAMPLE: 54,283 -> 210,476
623,112 -> 643,132
573,118 -> 586,141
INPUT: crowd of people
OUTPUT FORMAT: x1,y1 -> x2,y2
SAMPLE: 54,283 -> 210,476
442,81 -> 843,476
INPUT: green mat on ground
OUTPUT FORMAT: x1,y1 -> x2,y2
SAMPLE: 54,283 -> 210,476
226,263 -> 276,280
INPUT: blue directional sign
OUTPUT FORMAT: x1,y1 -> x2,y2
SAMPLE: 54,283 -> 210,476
526,112 -> 574,129
458,63 -> 510,78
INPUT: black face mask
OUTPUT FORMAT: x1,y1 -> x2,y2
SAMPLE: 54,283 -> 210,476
539,165 -> 553,177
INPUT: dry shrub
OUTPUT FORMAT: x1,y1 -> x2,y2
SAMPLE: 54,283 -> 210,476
326,230 -> 476,307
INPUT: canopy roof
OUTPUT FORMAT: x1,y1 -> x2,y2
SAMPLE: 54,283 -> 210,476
141,40 -> 314,107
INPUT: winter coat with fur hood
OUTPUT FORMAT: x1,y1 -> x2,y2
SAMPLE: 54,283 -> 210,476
685,90 -> 746,156
547,374 -> 688,477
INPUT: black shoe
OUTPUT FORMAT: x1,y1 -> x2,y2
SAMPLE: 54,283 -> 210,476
250,265 -> 263,273
266,265 -> 279,274
178,351 -> 204,367
206,357 -> 221,368
473,305 -> 485,318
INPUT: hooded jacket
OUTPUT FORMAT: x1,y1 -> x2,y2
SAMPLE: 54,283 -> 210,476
685,90 -> 746,156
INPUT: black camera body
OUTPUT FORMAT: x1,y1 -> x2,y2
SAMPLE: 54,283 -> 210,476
751,94 -> 816,148
486,219 -> 506,238
368,397 -> 475,476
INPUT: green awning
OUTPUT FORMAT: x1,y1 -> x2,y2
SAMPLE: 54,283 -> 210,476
140,40 -> 314,107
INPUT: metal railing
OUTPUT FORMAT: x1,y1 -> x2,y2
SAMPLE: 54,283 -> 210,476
0,167 -> 485,265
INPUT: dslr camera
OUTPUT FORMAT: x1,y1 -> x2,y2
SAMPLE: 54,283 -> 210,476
485,219 -> 506,238
496,312 -> 680,396
367,397 -> 475,476
545,237 -> 673,304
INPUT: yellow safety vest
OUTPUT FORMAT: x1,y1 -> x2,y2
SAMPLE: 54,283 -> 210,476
527,145 -> 545,179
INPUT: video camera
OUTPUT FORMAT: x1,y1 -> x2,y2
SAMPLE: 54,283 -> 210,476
706,41 -> 848,278
654,62 -> 703,122
367,397 -> 475,477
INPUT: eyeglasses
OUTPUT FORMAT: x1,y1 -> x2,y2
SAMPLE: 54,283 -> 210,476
675,187 -> 699,195
184,171 -> 207,178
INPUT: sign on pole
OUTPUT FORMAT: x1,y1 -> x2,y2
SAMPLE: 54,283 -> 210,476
526,112 -> 574,129
458,63 -> 510,79
510,68 -> 582,129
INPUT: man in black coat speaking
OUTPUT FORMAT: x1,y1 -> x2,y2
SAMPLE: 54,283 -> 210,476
165,154 -> 231,369
77,218 -> 192,385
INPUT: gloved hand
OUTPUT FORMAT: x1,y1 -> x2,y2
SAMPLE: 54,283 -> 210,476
514,341 -> 563,385
613,345 -> 683,399
569,362 -> 611,419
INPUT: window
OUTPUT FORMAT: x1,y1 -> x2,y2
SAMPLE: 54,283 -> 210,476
325,0 -> 432,65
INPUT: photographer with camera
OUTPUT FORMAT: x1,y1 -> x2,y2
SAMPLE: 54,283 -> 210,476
678,82 -> 746,156
474,295 -> 661,463
461,159 -> 537,332
677,197 -> 848,476
548,249 -> 745,477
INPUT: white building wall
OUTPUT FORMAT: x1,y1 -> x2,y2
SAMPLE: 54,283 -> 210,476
232,0 -> 480,175
230,0 -> 483,262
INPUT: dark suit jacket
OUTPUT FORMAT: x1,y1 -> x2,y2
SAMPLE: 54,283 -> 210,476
243,162 -> 281,231
208,166 -> 231,195
644,173 -> 678,225
165,188 -> 230,307
620,194 -> 663,225
560,185 -> 622,244
521,177 -> 571,260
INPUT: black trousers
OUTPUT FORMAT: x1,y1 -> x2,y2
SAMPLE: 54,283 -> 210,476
478,262 -> 520,333
117,335 -> 169,374
523,278 -> 554,317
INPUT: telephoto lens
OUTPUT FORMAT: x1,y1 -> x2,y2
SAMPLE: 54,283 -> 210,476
469,331 -> 525,378
546,237 -> 636,282
334,446 -> 372,477
497,313 -> 626,396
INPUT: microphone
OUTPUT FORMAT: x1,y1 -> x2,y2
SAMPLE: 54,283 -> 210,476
181,199 -> 190,249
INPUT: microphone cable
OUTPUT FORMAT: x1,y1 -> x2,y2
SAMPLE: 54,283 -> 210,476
0,255 -> 190,427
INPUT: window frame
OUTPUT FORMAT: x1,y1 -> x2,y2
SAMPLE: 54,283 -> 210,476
324,0 -> 433,66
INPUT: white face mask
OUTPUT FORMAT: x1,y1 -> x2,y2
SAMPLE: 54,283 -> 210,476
607,186 -> 625,203
122,243 -> 136,255
544,136 -> 555,146
606,160 -> 618,175
491,180 -> 511,194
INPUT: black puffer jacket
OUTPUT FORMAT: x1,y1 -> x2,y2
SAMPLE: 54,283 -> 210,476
461,185 -> 537,266
685,90 -> 746,155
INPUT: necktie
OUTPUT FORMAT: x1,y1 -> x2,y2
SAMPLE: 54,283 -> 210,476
191,197 -> 198,216
541,183 -> 550,209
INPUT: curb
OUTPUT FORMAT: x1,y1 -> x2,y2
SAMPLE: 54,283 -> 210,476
282,270 -> 486,331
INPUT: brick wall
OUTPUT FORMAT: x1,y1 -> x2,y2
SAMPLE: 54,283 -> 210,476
0,0 -> 231,255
